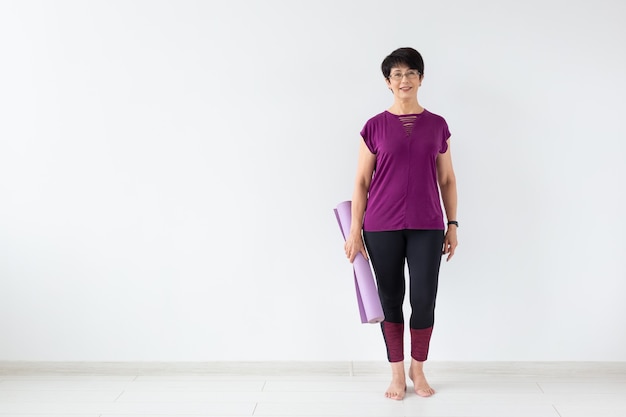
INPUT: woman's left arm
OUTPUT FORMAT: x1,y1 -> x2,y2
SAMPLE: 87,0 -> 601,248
437,139 -> 458,261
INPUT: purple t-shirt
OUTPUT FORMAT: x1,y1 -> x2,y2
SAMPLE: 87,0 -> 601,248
360,109 -> 451,231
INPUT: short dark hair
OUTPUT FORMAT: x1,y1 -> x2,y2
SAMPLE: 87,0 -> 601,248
381,47 -> 424,79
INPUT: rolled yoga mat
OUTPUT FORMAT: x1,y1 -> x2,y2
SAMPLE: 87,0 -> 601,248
334,200 -> 384,324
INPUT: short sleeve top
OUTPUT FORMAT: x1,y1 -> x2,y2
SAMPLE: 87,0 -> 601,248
360,109 -> 451,231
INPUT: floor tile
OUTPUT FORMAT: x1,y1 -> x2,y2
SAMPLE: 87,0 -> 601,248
263,379 -> 382,392
402,402 -> 560,417
538,381 -> 626,394
126,379 -> 265,392
1,362 -> 625,417
254,400 -> 405,416
0,379 -> 130,391
0,415 -> 99,417
0,401 -> 256,415
554,404 -> 626,417
0,390 -> 122,402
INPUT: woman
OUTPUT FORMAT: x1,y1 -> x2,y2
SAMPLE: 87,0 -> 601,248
345,47 -> 458,400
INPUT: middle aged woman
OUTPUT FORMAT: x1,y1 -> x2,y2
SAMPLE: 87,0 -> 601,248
344,47 -> 458,400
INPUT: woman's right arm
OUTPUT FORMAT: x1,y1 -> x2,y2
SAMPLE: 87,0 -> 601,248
344,140 -> 376,263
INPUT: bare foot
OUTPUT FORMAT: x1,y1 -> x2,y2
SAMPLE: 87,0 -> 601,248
385,361 -> 406,400
409,360 -> 435,397
385,375 -> 406,400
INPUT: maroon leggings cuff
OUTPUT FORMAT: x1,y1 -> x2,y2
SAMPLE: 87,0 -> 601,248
410,326 -> 433,362
381,321 -> 404,362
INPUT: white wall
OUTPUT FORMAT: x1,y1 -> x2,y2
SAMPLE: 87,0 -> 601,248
1,0 -> 624,361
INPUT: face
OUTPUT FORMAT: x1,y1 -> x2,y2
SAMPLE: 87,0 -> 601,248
386,65 -> 422,98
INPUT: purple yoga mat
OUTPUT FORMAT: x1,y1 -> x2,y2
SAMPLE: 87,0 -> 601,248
334,200 -> 384,324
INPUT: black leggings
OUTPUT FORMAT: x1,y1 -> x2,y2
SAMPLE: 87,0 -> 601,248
363,229 -> 444,329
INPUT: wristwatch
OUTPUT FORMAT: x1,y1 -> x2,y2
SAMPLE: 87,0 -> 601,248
447,221 -> 459,227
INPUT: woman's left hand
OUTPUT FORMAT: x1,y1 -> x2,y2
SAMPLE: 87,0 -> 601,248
442,227 -> 458,262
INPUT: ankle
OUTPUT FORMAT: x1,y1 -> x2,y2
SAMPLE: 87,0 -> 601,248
410,366 -> 424,374
410,359 -> 424,370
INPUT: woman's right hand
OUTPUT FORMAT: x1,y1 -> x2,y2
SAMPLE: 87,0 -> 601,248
344,231 -> 368,263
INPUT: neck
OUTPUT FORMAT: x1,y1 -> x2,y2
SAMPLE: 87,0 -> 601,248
389,99 -> 423,115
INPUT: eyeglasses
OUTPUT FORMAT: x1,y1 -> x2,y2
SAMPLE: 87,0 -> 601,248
389,70 -> 421,81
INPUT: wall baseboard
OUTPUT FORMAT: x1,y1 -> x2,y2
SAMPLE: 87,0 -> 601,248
1,361 -> 625,377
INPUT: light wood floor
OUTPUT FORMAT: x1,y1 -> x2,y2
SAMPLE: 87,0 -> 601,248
0,361 -> 625,417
